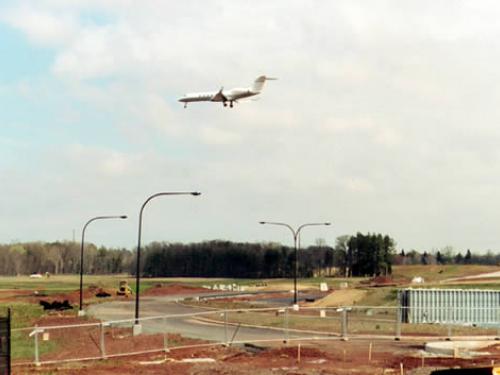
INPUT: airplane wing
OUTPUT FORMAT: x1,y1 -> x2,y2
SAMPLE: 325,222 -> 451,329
210,87 -> 227,102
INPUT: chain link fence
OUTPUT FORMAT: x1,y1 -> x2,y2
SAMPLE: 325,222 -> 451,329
11,305 -> 500,367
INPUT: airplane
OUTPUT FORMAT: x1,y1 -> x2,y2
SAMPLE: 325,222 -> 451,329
178,75 -> 277,108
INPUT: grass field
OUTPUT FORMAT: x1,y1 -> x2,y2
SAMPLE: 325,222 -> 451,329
391,264 -> 499,283
0,275 -> 366,307
0,265 -> 498,363
0,303 -> 55,360
0,264 -> 498,311
195,307 -> 499,338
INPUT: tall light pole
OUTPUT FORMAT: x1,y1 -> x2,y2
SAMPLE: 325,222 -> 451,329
259,221 -> 331,306
79,215 -> 127,316
134,191 -> 201,334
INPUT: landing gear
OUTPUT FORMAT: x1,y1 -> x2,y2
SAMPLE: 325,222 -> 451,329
223,102 -> 227,107
229,101 -> 233,108
184,103 -> 187,109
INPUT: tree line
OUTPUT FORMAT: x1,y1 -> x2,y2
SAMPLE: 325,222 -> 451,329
0,242 -> 133,276
0,240 -> 336,278
332,233 -> 395,277
394,247 -> 500,266
141,240 -> 336,278
0,233 -> 393,278
1,234 -> 496,278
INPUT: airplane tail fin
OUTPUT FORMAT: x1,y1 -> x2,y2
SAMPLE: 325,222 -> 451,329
251,75 -> 277,93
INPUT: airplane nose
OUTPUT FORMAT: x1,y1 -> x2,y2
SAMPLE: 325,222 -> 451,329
178,97 -> 186,102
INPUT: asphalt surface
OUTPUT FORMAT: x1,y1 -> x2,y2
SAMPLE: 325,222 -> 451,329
88,293 -> 332,344
442,270 -> 500,283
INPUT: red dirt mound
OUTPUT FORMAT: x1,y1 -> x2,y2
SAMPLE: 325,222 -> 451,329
359,276 -> 399,287
143,283 -> 211,296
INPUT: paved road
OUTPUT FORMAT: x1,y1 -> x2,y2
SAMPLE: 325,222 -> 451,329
88,294 -> 333,344
458,270 -> 500,279
443,270 -> 500,283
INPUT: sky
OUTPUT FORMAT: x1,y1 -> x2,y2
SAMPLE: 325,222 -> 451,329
1,0 -> 500,252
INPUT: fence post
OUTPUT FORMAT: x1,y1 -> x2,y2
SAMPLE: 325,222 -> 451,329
395,306 -> 401,341
163,317 -> 169,352
341,309 -> 348,341
33,325 -> 40,367
445,307 -> 452,341
495,307 -> 500,341
224,310 -> 228,346
283,308 -> 289,343
100,323 -> 106,359
2,308 -> 12,375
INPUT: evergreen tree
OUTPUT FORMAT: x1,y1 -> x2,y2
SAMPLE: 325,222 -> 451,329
436,251 -> 443,264
421,251 -> 428,265
464,249 -> 472,264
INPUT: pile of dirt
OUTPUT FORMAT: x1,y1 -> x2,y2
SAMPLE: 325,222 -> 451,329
39,299 -> 73,311
13,336 -> 500,375
258,346 -> 329,360
35,288 -> 109,305
359,276 -> 399,287
308,289 -> 367,307
0,288 -> 92,305
143,283 -> 211,296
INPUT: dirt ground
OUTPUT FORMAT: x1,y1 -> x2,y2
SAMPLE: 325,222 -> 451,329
4,280 -> 500,374
15,314 -> 500,374
308,289 -> 367,307
142,283 -> 212,296
13,338 -> 500,375
0,287 -> 114,305
0,283 -> 212,308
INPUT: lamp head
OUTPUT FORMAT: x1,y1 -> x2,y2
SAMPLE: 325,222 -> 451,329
259,221 -> 266,225
324,222 -> 331,226
191,192 -> 201,196
120,215 -> 128,219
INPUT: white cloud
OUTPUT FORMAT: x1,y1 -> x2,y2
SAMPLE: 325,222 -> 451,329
200,127 -> 241,145
2,4 -> 77,46
374,128 -> 402,147
342,177 -> 375,193
321,116 -> 375,133
53,26 -> 118,78
4,1 -> 500,250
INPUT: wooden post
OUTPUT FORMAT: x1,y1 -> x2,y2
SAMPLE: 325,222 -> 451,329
400,362 -> 404,375
224,310 -> 228,346
34,325 -> 40,367
283,308 -> 289,344
395,307 -> 402,341
163,317 -> 169,353
368,342 -> 372,361
100,323 -> 106,359
297,344 -> 301,363
341,309 -> 348,340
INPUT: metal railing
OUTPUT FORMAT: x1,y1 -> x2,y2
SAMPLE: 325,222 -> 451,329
11,305 -> 500,367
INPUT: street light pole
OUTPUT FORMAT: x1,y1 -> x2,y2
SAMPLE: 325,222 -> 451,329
134,191 -> 201,334
259,221 -> 331,307
79,215 -> 127,316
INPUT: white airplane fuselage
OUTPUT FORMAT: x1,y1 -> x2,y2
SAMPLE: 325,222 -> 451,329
178,76 -> 275,108
179,89 -> 255,103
